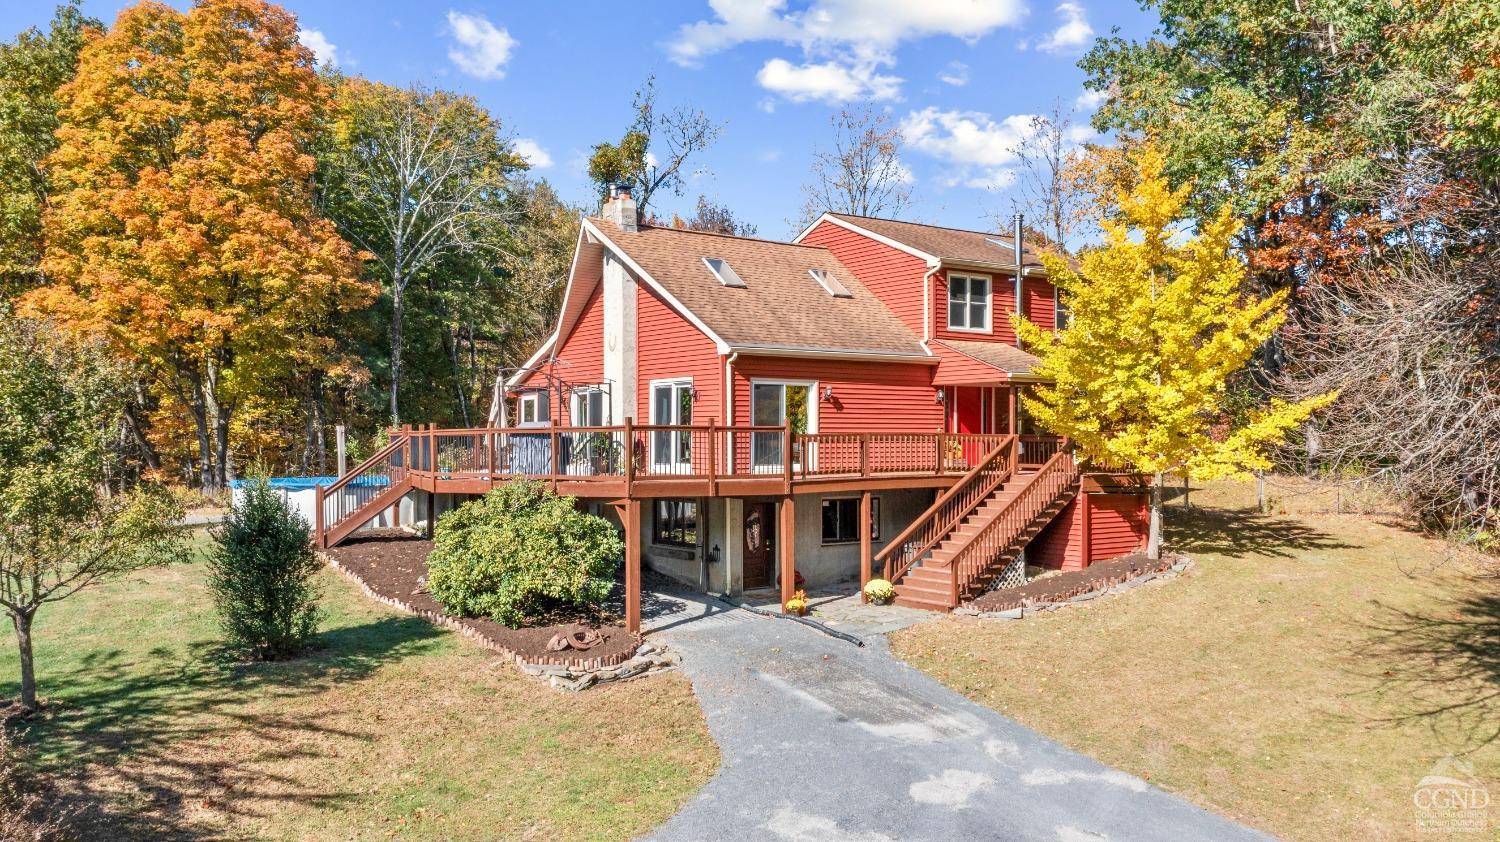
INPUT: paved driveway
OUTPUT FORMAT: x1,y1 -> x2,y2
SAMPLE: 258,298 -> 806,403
644,591 -> 1268,842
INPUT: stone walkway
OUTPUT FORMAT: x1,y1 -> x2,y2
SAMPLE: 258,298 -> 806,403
645,590 -> 1268,842
740,587 -> 936,636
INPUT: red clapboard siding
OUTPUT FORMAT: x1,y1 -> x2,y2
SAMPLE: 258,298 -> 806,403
1024,277 -> 1057,332
933,269 -> 1020,345
800,220 -> 928,338
1088,494 -> 1149,561
730,356 -> 943,433
553,284 -> 604,393
1031,497 -> 1084,570
635,282 -> 723,425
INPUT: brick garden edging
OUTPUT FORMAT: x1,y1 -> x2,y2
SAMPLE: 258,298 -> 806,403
955,555 -> 1193,620
319,551 -> 680,690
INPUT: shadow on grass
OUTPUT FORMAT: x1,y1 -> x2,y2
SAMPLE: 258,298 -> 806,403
1356,589 -> 1500,752
1165,504 -> 1357,559
14,614 -> 445,840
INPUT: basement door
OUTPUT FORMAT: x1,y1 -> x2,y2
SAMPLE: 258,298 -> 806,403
742,500 -> 775,589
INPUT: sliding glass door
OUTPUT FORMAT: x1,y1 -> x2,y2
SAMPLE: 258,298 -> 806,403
751,382 -> 811,470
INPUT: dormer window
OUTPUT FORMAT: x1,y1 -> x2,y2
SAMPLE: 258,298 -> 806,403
703,257 -> 746,287
808,268 -> 852,298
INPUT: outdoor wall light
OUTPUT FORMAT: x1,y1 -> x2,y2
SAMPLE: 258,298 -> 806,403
934,388 -> 946,405
820,386 -> 834,402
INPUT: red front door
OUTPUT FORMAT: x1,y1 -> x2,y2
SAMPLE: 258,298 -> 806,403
954,387 -> 984,434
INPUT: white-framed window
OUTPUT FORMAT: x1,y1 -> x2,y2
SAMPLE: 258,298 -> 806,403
571,386 -> 608,426
518,390 -> 550,427
650,378 -> 694,472
947,273 -> 992,332
1054,284 -> 1070,331
821,496 -> 879,545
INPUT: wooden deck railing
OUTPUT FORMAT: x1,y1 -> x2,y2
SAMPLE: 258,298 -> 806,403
874,436 -> 1019,584
945,448 -> 1080,605
403,422 -> 1011,486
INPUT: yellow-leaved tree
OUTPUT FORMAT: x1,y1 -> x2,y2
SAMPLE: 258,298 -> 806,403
1015,144 -> 1336,559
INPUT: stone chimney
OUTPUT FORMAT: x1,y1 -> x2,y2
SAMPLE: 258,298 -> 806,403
602,182 -> 638,232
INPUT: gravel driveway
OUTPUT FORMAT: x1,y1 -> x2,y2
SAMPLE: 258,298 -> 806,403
644,590 -> 1268,842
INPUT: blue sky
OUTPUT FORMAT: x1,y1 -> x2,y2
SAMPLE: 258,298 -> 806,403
5,0 -> 1154,238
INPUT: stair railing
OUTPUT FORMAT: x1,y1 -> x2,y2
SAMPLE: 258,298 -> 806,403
945,447 -> 1080,605
316,431 -> 410,547
875,435 -> 1018,584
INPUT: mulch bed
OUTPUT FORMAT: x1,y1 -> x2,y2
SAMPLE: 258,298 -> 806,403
321,530 -> 640,668
965,552 -> 1182,613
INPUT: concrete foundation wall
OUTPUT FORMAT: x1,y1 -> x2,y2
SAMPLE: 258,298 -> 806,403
788,489 -> 933,589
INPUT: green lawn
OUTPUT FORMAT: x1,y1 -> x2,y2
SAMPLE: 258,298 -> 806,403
1,539 -> 717,840
892,479 -> 1499,841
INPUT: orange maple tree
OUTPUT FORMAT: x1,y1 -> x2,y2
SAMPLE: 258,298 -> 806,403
24,0 -> 372,489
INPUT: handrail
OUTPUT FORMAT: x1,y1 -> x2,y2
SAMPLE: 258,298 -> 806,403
944,447 -> 1079,605
322,433 -> 408,497
875,435 -> 1018,584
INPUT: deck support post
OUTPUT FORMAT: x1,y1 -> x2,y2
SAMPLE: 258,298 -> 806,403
314,482 -> 325,549
859,490 -> 872,602
1008,387 -> 1019,435
779,496 -> 796,608
621,499 -> 642,634
424,489 -> 435,539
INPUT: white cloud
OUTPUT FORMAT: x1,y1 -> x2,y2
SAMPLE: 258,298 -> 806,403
512,138 -> 552,169
1073,87 -> 1108,111
668,0 -> 1025,103
939,60 -> 969,86
756,58 -> 901,104
445,11 -> 516,80
1037,2 -> 1093,54
300,28 -> 338,67
901,106 -> 1038,187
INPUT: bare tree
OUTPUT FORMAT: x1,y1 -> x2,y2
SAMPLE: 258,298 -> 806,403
1277,247 -> 1499,541
1006,101 -> 1091,249
797,106 -> 914,228
323,81 -> 522,424
588,76 -> 721,221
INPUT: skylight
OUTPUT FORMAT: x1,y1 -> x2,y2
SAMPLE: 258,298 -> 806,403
702,257 -> 746,288
808,268 -> 852,298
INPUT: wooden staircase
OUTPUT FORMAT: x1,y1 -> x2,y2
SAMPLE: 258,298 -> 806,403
315,432 -> 413,548
877,437 -> 1079,611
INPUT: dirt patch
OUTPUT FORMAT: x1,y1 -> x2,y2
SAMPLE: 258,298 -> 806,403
322,531 -> 639,668
965,552 -> 1181,612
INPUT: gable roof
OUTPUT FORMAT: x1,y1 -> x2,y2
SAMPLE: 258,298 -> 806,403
820,213 -> 1049,273
587,218 -> 930,360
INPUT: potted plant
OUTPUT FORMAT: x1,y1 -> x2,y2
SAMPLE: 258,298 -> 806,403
784,589 -> 809,616
863,578 -> 895,605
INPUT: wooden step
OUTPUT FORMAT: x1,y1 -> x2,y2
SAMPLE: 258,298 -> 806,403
892,592 -> 953,611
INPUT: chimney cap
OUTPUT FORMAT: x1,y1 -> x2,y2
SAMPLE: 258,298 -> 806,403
610,181 -> 633,199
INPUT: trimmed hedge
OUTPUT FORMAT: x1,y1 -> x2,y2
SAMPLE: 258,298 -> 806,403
426,480 -> 623,627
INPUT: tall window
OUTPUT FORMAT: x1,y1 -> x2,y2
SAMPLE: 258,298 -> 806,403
1054,286 -> 1071,331
821,497 -> 879,544
571,386 -> 607,426
650,379 -> 693,472
947,274 -> 991,331
653,499 -> 699,546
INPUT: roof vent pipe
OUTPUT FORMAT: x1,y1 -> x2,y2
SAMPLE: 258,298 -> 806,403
1013,213 -> 1025,349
